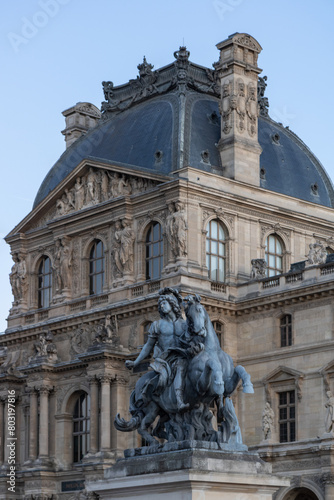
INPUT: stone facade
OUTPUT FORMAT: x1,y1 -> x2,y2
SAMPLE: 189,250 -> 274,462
1,34 -> 333,499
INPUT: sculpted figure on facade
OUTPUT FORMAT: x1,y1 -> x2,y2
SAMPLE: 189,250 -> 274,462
31,332 -> 57,362
74,176 -> 85,210
325,391 -> 334,433
262,402 -> 275,440
306,241 -> 327,267
115,288 -> 253,448
54,238 -> 72,292
251,258 -> 267,279
9,252 -> 27,304
85,167 -> 99,205
173,201 -> 187,257
112,219 -> 135,276
94,314 -> 120,347
166,202 -> 187,259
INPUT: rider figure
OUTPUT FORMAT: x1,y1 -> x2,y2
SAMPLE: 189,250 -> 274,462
125,288 -> 190,412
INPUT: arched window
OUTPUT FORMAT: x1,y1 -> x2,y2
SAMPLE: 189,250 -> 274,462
89,240 -> 105,295
38,256 -> 52,308
206,220 -> 226,282
145,222 -> 163,280
280,314 -> 292,347
73,393 -> 90,463
213,321 -> 224,348
265,234 -> 284,277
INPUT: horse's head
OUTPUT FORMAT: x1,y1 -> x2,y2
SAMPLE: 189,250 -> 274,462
183,294 -> 207,337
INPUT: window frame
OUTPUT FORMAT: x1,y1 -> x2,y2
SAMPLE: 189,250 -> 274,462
73,392 -> 91,463
206,219 -> 226,283
89,239 -> 105,295
145,222 -> 163,281
37,256 -> 52,308
278,390 -> 296,443
265,233 -> 284,277
280,314 -> 293,347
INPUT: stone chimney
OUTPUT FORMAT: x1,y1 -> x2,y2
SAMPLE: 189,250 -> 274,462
215,33 -> 262,186
61,102 -> 101,149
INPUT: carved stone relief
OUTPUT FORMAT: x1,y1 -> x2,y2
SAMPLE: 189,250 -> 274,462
251,259 -> 267,279
54,168 -> 159,218
305,241 -> 327,266
29,331 -> 58,363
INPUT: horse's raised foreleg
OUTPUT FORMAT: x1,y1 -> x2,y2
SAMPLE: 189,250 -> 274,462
235,365 -> 254,393
224,365 -> 254,396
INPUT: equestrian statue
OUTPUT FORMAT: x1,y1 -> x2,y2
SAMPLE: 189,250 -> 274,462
114,288 -> 253,449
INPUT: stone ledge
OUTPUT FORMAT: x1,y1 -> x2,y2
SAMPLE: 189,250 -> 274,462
106,444 -> 271,479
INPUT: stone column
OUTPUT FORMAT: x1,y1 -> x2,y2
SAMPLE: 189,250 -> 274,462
111,376 -> 129,454
48,389 -> 56,460
0,397 -> 4,465
29,389 -> 38,461
99,376 -> 111,452
38,386 -> 50,459
88,377 -> 99,454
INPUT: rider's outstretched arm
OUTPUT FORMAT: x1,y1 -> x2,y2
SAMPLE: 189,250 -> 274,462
131,336 -> 156,367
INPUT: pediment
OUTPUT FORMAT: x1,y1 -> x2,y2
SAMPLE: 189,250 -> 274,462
6,160 -> 168,237
263,365 -> 304,384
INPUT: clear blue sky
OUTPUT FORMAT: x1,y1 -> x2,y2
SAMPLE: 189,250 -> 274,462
1,0 -> 334,332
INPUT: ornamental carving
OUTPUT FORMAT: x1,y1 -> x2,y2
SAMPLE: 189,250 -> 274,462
29,331 -> 58,363
258,75 -> 269,117
54,168 -> 158,218
262,402 -> 275,440
94,314 -> 121,348
9,252 -> 28,306
246,82 -> 257,137
305,241 -> 327,266
70,323 -> 94,358
251,259 -> 267,279
0,347 -> 22,377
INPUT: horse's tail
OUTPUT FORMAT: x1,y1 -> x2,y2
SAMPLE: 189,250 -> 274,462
114,413 -> 141,432
114,389 -> 143,432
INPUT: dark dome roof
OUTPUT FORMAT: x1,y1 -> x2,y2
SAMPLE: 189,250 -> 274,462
33,62 -> 334,209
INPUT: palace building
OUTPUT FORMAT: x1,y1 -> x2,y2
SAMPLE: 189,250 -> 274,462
1,33 -> 334,499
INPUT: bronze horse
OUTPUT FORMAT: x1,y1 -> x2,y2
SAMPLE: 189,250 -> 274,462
115,294 -> 253,445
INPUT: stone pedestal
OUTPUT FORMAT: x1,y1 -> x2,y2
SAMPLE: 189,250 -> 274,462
88,442 -> 289,499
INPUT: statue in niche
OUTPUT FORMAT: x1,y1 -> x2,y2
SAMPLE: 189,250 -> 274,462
250,258 -> 267,279
74,176 -> 85,210
173,201 -> 187,257
306,241 -> 327,266
325,391 -> 334,433
115,289 -> 253,449
166,202 -> 177,257
54,238 -> 72,292
112,219 -> 135,276
110,172 -> 121,198
166,202 -> 187,259
262,402 -> 275,440
113,220 -> 123,276
9,252 -> 27,304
